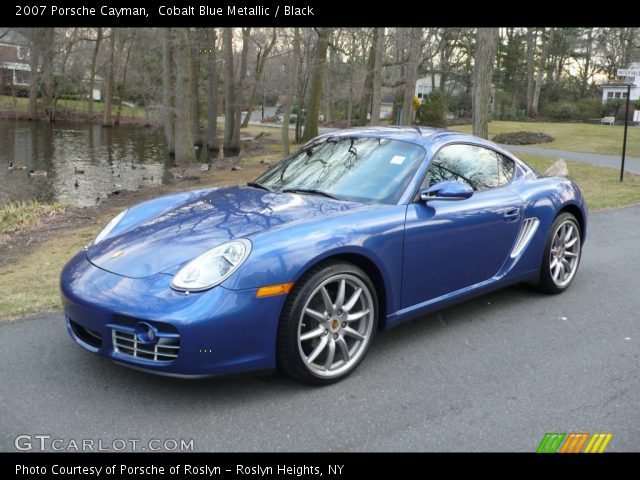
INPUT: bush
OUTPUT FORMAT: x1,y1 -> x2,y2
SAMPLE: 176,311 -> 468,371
415,90 -> 447,128
574,98 -> 602,120
540,101 -> 578,121
492,131 -> 554,145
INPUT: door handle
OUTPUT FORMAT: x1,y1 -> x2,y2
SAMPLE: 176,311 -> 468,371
502,207 -> 521,221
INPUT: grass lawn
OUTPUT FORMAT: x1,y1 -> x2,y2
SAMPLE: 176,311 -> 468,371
0,94 -> 153,120
451,120 -> 640,158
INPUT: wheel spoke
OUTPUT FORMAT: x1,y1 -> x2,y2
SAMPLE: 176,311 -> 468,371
553,262 -> 561,280
343,327 -> 365,341
305,308 -> 327,323
324,339 -> 336,371
306,336 -> 328,364
550,258 -> 558,270
320,286 -> 333,313
565,237 -> 578,248
564,225 -> 573,242
336,337 -> 350,362
300,326 -> 325,342
561,258 -> 572,274
558,261 -> 566,281
342,287 -> 362,313
347,309 -> 369,322
335,279 -> 346,311
564,251 -> 578,258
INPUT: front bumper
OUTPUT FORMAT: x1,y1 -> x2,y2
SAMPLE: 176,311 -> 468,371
60,252 -> 286,376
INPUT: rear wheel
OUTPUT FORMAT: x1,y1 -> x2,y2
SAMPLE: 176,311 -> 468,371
277,262 -> 378,385
534,212 -> 582,294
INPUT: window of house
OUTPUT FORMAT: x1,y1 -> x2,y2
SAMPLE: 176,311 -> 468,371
615,92 -> 621,98
423,144 -> 515,192
607,92 -> 614,98
16,47 -> 29,61
622,92 -> 628,99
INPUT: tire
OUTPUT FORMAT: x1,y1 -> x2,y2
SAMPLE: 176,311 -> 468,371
534,212 -> 582,294
277,262 -> 378,385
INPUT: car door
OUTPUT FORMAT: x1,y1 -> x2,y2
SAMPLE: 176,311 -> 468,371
402,143 -> 523,309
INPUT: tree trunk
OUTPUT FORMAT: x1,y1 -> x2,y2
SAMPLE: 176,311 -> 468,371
173,29 -> 196,164
102,31 -> 116,127
189,30 -> 201,147
41,28 -> 55,122
162,28 -> 176,156
222,28 -> 238,156
358,31 -> 376,126
241,28 -> 277,129
401,28 -> 421,125
115,39 -> 132,126
206,28 -> 219,154
580,28 -> 593,98
472,28 -> 498,139
281,28 -> 299,156
525,28 -> 535,113
231,28 -> 250,150
27,29 -> 41,120
529,28 -> 548,117
302,28 -> 330,142
370,28 -> 385,126
87,28 -> 102,117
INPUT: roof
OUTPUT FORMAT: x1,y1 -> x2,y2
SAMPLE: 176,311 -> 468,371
0,29 -> 29,46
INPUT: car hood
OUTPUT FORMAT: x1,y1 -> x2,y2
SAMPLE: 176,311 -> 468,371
86,186 -> 365,279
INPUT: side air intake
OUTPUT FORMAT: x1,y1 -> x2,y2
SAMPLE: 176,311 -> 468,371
510,218 -> 540,258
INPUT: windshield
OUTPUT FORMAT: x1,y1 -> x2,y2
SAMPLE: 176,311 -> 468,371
253,136 -> 426,204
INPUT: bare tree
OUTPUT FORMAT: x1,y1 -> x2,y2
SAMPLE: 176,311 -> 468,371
162,28 -> 175,155
173,29 -> 196,164
472,28 -> 497,139
27,29 -> 41,120
370,27 -> 385,126
222,28 -> 238,156
206,28 -> 219,154
41,28 -> 55,122
400,28 -> 421,125
281,28 -> 300,155
525,28 -> 535,113
115,32 -> 133,125
87,28 -> 103,116
529,28 -> 548,117
241,28 -> 277,128
102,30 -> 116,127
302,28 -> 330,141
189,29 -> 202,147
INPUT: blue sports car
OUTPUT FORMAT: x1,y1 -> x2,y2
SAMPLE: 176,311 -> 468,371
61,127 -> 587,384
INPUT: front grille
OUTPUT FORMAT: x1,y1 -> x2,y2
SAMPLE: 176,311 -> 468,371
112,328 -> 180,363
69,319 -> 103,348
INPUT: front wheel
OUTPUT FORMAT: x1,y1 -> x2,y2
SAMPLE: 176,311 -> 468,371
534,212 -> 582,294
277,262 -> 378,385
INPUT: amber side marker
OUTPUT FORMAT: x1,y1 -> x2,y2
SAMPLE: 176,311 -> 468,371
256,282 -> 295,298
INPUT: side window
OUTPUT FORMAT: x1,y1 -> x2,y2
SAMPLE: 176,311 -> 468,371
424,144 -> 513,192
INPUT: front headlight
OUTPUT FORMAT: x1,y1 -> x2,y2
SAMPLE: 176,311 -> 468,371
92,209 -> 128,245
171,239 -> 252,292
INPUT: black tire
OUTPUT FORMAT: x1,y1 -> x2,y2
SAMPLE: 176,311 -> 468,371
534,212 -> 582,294
277,261 -> 378,385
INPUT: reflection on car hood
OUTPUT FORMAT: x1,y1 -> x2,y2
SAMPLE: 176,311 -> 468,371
86,186 -> 364,278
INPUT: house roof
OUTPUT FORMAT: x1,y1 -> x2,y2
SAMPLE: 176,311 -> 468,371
0,29 -> 29,47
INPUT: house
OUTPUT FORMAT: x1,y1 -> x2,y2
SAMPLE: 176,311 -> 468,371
415,74 -> 442,100
600,62 -> 640,103
0,29 -> 31,93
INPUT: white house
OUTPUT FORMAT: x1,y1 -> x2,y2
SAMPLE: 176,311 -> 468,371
601,62 -> 640,103
415,74 -> 442,100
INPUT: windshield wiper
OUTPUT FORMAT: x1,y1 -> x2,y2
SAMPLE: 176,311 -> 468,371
281,188 -> 342,200
246,182 -> 273,192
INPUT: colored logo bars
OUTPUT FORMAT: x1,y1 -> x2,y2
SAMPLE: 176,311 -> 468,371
537,433 -> 613,453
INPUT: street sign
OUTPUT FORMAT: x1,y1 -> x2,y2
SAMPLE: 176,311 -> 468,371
617,69 -> 640,77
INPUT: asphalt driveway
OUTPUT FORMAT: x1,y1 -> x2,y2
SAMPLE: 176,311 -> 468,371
1,206 -> 639,452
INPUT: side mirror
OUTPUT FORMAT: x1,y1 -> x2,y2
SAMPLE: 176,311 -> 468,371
420,181 -> 473,202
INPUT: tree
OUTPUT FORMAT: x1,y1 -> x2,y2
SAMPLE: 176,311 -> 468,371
87,28 -> 103,116
206,28 -> 219,154
189,29 -> 202,147
400,28 -> 421,125
472,28 -> 497,139
173,29 -> 196,164
302,28 -> 330,141
162,28 -> 175,155
529,28 -> 549,117
370,27 -> 385,126
115,32 -> 133,125
241,28 -> 277,128
222,28 -> 238,156
40,28 -> 55,122
281,28 -> 300,155
27,29 -> 41,120
102,30 -> 116,127
525,28 -> 535,113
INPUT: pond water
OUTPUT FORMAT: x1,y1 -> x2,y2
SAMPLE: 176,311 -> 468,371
0,120 -> 169,208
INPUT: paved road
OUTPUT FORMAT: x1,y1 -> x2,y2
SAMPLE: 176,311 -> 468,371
500,144 -> 640,174
3,206 -> 638,452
